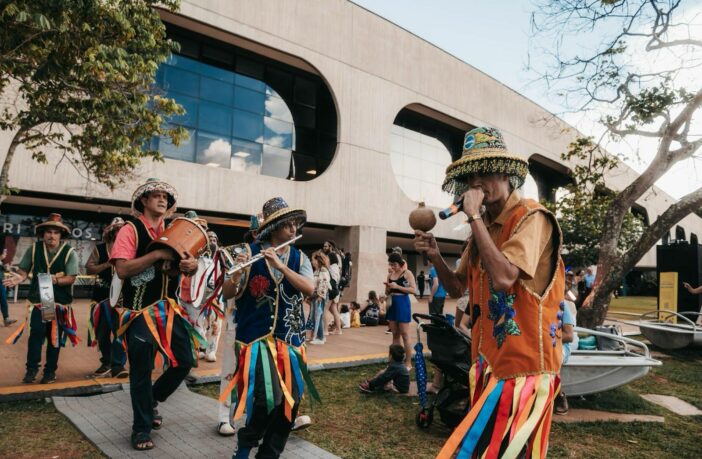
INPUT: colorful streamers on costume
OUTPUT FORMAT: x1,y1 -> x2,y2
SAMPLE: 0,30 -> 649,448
116,298 -> 205,368
219,336 -> 320,425
437,357 -> 558,459
4,302 -> 80,347
87,299 -> 116,347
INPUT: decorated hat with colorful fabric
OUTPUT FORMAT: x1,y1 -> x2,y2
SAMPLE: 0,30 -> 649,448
256,197 -> 306,241
131,178 -> 177,215
442,127 -> 529,195
102,216 -> 126,241
35,213 -> 71,237
184,210 -> 208,229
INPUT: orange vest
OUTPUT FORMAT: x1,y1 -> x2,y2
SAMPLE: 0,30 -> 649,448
468,199 -> 565,379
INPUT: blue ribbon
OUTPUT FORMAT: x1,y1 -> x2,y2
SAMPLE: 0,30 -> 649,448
457,379 -> 505,459
245,341 -> 260,425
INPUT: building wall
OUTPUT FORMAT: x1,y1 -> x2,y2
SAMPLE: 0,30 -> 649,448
0,0 -> 699,297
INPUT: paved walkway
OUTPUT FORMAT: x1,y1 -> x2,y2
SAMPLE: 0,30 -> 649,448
641,394 -> 702,416
1,297 -> 440,397
53,385 -> 339,459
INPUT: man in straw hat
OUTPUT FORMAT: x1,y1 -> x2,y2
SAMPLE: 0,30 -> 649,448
110,178 -> 201,451
86,216 -> 128,378
178,210 -> 225,364
414,127 -> 565,458
4,213 -> 79,385
221,197 -> 319,459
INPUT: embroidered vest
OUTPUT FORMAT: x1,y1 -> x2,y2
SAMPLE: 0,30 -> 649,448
468,199 -> 565,379
28,241 -> 73,305
121,218 -> 176,310
91,243 -> 112,301
235,243 -> 306,347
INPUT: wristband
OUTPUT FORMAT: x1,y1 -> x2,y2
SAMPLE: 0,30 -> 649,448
467,214 -> 482,223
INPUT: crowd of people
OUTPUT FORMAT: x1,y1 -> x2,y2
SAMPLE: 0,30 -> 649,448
3,125 -> 619,458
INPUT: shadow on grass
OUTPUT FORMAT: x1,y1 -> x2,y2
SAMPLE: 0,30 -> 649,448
0,399 -> 104,459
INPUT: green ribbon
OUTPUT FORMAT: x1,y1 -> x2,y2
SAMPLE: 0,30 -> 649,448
295,348 -> 321,403
259,341 -> 275,414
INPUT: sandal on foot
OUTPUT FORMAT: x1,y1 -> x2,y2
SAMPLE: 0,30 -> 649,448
152,405 -> 163,430
131,431 -> 154,451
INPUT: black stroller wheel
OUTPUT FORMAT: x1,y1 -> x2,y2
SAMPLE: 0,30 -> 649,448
416,408 -> 433,428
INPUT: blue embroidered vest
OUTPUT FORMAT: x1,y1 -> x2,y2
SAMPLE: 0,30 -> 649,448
235,243 -> 306,347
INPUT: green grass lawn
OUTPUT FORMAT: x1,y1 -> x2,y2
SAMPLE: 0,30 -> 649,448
609,296 -> 658,314
0,399 -> 104,459
2,339 -> 701,458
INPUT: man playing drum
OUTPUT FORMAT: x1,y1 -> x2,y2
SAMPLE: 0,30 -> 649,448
415,127 -> 565,458
4,213 -> 79,385
221,197 -> 319,459
86,217 -> 127,378
110,178 -> 201,451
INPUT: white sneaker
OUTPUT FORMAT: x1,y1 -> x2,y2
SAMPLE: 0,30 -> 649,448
291,415 -> 312,431
310,339 -> 325,345
206,351 -> 217,362
198,351 -> 206,360
217,422 -> 236,436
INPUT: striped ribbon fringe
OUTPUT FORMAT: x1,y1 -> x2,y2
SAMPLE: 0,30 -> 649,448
200,298 -> 225,321
437,357 -> 558,459
4,303 -> 79,347
218,337 -> 321,425
87,299 -> 115,347
116,298 -> 205,368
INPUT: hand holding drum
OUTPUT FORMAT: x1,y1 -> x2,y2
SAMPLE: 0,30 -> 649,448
409,202 -> 436,265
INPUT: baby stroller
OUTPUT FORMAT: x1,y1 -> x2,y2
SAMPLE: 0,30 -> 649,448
413,313 -> 471,429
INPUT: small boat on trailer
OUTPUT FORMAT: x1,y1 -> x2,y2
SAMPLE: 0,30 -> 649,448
561,327 -> 662,396
627,310 -> 702,350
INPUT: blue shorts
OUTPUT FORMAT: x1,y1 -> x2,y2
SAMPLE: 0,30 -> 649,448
386,294 -> 411,323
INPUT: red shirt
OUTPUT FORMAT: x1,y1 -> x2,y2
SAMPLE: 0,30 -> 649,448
110,215 -> 165,262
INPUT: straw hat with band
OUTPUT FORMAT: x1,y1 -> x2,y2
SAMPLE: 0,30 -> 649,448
442,127 -> 529,196
256,197 -> 306,241
36,213 -> 71,238
102,217 -> 126,242
131,178 -> 178,216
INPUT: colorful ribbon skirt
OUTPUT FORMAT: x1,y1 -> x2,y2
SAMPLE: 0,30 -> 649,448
437,356 -> 559,459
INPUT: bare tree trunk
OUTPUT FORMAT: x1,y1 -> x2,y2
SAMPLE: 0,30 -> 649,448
579,186 -> 702,328
0,128 -> 27,208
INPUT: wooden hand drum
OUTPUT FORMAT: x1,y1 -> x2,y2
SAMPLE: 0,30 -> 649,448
147,217 -> 208,260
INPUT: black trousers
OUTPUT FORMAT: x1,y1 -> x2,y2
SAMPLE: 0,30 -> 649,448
92,302 -> 126,370
26,307 -> 63,373
126,314 -> 194,434
237,346 -> 301,458
429,296 -> 446,316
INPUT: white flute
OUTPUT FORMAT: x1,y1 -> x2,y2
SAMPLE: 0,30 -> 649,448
225,235 -> 302,275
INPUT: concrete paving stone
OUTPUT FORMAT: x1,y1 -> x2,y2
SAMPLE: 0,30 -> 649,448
52,385 -> 340,458
552,408 -> 665,424
641,394 -> 702,416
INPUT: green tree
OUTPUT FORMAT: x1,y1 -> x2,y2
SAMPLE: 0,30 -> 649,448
543,137 -> 645,269
532,0 -> 702,326
0,0 -> 186,196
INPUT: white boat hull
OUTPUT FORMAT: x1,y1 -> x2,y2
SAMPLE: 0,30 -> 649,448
560,327 -> 662,396
562,351 -> 661,396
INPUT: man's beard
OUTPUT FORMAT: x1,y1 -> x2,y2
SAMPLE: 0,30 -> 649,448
208,243 -> 218,253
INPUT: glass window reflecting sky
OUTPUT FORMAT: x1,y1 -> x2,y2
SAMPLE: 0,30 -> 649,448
154,54 -> 296,179
390,124 -> 455,208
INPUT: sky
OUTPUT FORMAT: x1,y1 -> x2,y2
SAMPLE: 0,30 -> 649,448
351,0 -> 702,200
